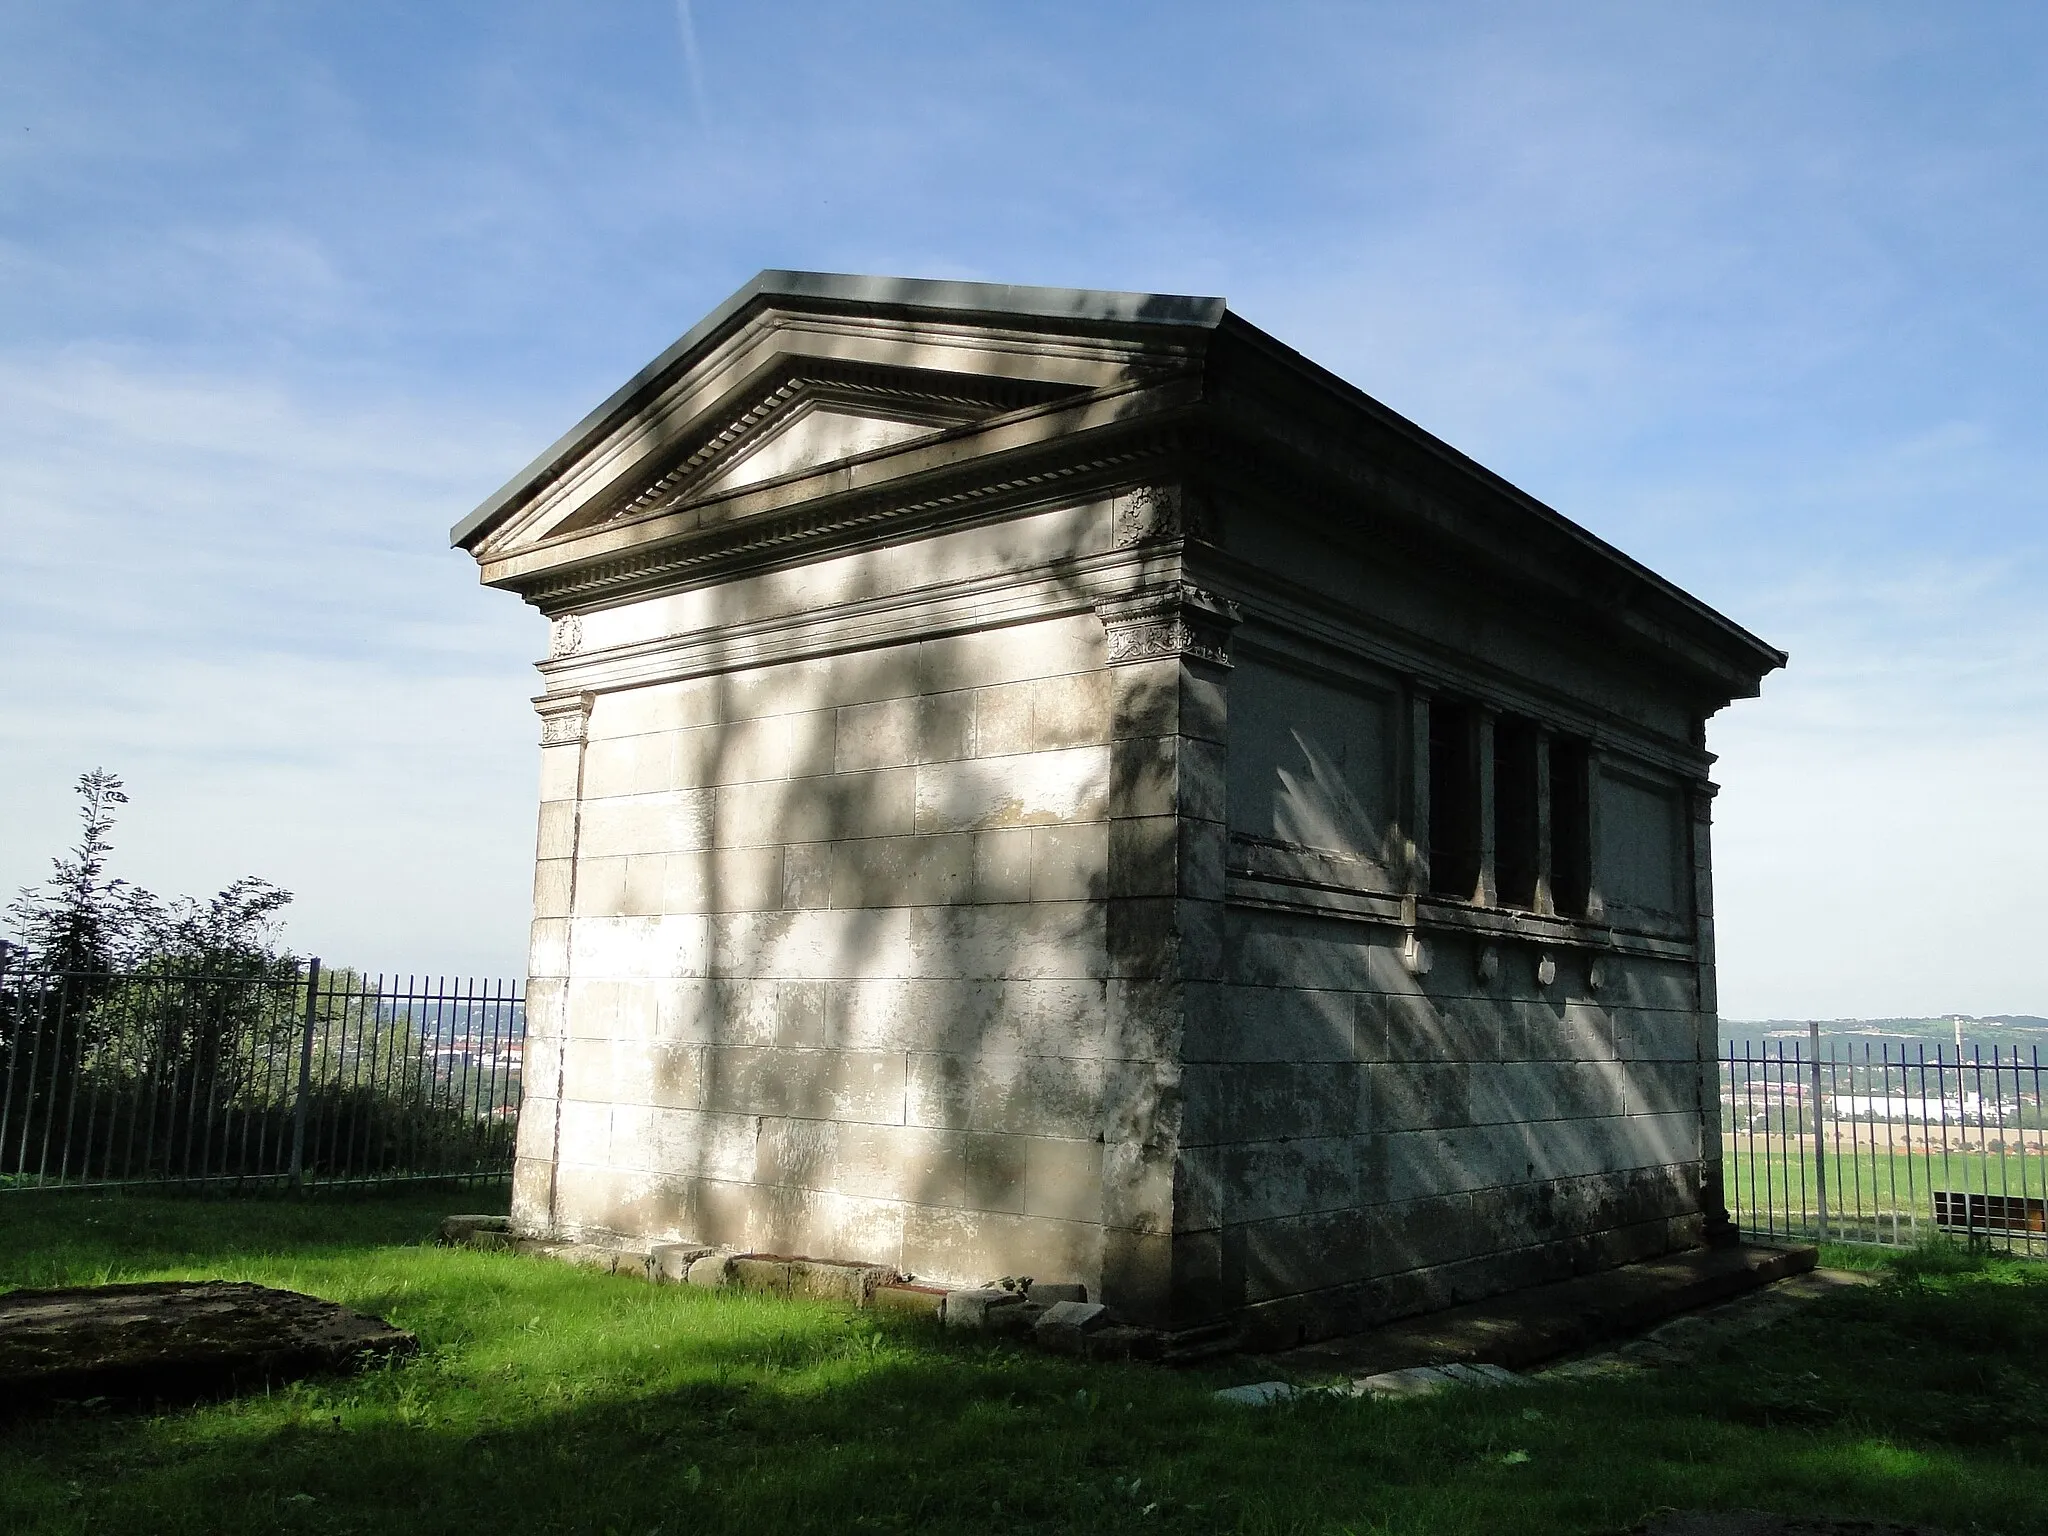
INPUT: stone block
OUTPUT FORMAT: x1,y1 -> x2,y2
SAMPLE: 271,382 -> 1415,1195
1030,670 -> 1112,750
1180,1061 -> 1367,1146
569,914 -> 711,981
537,741 -> 582,801
684,1252 -> 733,1288
588,677 -> 721,737
704,1045 -> 907,1124
578,790 -> 716,859
514,1098 -> 560,1163
648,1243 -> 714,1283
657,847 -> 787,914
913,746 -> 1111,834
903,1206 -> 1102,1293
1025,1280 -> 1088,1304
791,1259 -> 894,1306
835,696 -> 920,773
511,1155 -> 553,1224
715,767 -> 916,848
919,617 -> 1102,693
1022,1136 -> 1103,1223
533,858 -> 575,919
871,1282 -> 947,1321
1176,1135 -> 1371,1226
529,917 -> 569,979
1372,1059 -> 1473,1131
581,733 -> 678,799
535,801 -> 578,863
1107,977 -> 1181,1062
917,691 -> 976,763
907,1051 -> 1107,1139
971,827 -> 1036,902
943,1288 -> 1026,1330
748,1183 -> 908,1270
973,680 -> 1037,757
829,833 -> 975,908
1109,735 -> 1178,820
1031,821 -> 1107,901
437,1214 -> 511,1246
1033,1299 -> 1109,1352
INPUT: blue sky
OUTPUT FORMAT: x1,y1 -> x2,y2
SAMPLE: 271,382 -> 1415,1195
2,3 -> 2042,1017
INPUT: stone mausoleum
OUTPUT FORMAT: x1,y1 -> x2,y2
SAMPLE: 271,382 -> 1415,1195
455,272 -> 1784,1343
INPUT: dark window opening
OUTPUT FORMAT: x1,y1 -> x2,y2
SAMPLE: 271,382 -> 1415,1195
1549,736 -> 1591,918
1495,716 -> 1541,909
1428,700 -> 1482,900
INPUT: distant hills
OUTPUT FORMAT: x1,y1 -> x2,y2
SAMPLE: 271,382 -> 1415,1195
1724,1015 -> 2048,1055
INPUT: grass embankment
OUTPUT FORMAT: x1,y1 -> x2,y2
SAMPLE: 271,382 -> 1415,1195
3,1193 -> 2047,1535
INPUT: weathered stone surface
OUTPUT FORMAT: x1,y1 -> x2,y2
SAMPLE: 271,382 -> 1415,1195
460,272 -> 1781,1340
1025,1280 -> 1088,1305
647,1243 -> 714,1283
1033,1298 -> 1109,1352
871,1282 -> 947,1321
942,1287 -> 1026,1330
686,1253 -> 734,1288
436,1213 -> 511,1246
0,1282 -> 416,1411
1213,1380 -> 1298,1407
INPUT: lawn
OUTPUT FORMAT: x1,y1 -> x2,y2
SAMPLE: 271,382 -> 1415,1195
3,1191 -> 2046,1535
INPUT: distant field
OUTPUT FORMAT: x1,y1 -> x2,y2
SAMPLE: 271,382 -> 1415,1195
1727,1131 -> 2048,1250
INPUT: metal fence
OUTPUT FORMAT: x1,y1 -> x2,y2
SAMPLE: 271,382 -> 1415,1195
1724,1026 -> 2048,1253
0,958 -> 523,1192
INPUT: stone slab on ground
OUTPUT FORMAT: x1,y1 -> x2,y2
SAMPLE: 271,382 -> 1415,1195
0,1281 -> 416,1411
1634,1513 -> 1948,1536
1265,1243 -> 1816,1380
1544,1268 -> 1876,1382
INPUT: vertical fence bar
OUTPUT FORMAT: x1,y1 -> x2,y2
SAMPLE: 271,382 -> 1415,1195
288,959 -> 321,1194
1808,1021 -> 1827,1243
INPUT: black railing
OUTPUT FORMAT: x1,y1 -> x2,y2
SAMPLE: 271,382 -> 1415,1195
0,959 -> 523,1191
1725,1029 -> 2048,1252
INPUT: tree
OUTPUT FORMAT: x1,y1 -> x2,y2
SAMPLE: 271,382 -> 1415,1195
3,769 -> 150,976
4,771 -> 295,976
2,772 -> 298,1179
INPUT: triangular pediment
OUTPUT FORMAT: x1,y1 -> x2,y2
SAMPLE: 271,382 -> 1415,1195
528,357 -> 1082,543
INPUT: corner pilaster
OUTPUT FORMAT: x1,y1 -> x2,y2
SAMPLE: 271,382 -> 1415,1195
519,688 -> 595,1237
1094,582 -> 1239,1326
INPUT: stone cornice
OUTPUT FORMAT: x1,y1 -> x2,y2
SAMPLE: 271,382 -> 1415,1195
535,542 -> 1186,696
492,401 -> 1204,613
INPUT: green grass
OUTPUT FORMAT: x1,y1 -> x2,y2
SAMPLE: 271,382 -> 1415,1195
5,1193 -> 2048,1534
1728,1133 -> 2048,1244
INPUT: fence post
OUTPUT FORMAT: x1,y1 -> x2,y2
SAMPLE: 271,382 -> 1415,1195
288,958 -> 321,1195
1809,1017 -> 1827,1242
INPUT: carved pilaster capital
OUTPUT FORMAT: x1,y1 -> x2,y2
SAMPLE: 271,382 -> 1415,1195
1096,583 -> 1242,669
535,690 -> 596,747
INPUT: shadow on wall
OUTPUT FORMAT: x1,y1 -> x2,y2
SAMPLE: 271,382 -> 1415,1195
547,532 -> 1130,1293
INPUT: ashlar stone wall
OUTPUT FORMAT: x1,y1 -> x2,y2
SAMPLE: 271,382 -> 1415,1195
518,609 -> 1136,1290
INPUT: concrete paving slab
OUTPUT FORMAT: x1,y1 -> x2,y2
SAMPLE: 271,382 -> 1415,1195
1264,1242 -> 1816,1380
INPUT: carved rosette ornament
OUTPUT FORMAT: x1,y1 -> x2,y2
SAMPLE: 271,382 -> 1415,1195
536,691 -> 595,747
1111,483 -> 1207,547
548,614 -> 584,660
1096,583 -> 1242,669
